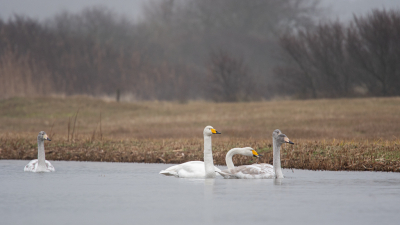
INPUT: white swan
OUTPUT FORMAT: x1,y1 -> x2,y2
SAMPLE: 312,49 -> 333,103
217,129 -> 294,179
24,131 -> 55,172
159,126 -> 221,178
225,147 -> 260,170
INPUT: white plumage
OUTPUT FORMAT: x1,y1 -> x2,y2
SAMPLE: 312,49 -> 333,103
24,131 -> 55,173
160,161 -> 221,178
159,126 -> 221,178
218,163 -> 275,179
24,159 -> 55,172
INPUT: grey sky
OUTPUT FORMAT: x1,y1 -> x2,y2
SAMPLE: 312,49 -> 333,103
1,0 -> 400,22
321,0 -> 400,21
0,0 -> 146,21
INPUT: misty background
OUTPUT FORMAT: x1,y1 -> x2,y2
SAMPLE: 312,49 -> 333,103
1,0 -> 400,101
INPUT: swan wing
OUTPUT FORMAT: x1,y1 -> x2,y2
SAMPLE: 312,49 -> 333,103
24,159 -> 38,172
24,159 -> 55,172
45,160 -> 55,172
219,163 -> 275,179
160,161 -> 220,178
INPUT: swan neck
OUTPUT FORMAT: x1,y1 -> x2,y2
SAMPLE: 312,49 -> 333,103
225,149 -> 240,170
203,135 -> 215,178
37,138 -> 46,168
273,138 -> 283,178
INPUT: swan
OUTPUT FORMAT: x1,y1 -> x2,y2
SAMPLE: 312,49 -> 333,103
24,131 -> 55,172
217,129 -> 294,179
159,125 -> 221,178
225,147 -> 260,170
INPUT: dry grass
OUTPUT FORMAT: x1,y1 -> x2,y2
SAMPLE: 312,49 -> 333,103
0,96 -> 400,172
1,137 -> 399,172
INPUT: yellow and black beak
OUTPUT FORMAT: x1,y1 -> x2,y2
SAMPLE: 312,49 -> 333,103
252,149 -> 260,158
43,134 -> 51,141
211,129 -> 221,134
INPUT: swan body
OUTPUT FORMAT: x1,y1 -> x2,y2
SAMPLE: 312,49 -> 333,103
159,126 -> 221,178
159,161 -> 221,178
218,129 -> 293,179
24,159 -> 55,172
159,147 -> 259,177
24,131 -> 55,172
218,163 -> 275,179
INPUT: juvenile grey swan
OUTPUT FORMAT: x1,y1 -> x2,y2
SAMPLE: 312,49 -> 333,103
24,131 -> 55,172
159,125 -> 222,178
217,129 -> 293,179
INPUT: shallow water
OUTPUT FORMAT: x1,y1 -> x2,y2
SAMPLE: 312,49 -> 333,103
1,160 -> 399,225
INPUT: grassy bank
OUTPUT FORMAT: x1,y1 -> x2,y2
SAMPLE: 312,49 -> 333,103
1,137 -> 399,172
1,96 -> 400,172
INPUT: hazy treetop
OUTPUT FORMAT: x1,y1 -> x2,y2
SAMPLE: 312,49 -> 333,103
1,0 -> 400,22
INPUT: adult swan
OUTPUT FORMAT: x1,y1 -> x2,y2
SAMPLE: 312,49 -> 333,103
24,131 -> 55,172
218,129 -> 293,179
159,126 -> 221,178
224,147 -> 260,170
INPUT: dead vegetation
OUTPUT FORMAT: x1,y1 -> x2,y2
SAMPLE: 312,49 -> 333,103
0,96 -> 399,172
1,136 -> 399,172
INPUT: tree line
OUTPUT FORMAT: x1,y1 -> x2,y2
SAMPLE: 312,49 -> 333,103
0,7 -> 200,101
0,0 -> 321,101
276,9 -> 400,98
0,1 -> 398,101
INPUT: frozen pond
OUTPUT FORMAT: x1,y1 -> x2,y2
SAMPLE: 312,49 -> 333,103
1,160 -> 399,225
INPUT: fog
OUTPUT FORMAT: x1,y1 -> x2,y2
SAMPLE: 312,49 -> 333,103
2,0 -> 400,22
1,0 -> 400,101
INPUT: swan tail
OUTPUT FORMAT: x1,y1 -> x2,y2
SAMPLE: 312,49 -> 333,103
159,164 -> 181,176
159,170 -> 178,176
217,171 -> 233,179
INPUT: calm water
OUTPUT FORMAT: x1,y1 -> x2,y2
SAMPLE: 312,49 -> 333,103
1,160 -> 399,225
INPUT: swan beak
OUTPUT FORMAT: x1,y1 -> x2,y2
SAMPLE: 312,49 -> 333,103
252,150 -> 259,158
284,137 -> 294,144
43,134 -> 51,141
211,129 -> 221,134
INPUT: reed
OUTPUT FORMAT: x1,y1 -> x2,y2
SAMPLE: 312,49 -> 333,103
0,135 -> 399,172
0,96 -> 399,172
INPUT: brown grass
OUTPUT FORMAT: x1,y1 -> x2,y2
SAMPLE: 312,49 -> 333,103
0,96 -> 400,172
1,137 -> 399,172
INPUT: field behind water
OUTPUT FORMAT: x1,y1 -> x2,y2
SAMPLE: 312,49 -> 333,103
1,96 -> 400,172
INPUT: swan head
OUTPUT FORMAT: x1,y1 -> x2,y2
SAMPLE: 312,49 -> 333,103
242,147 -> 260,158
38,131 -> 51,141
203,125 -> 221,136
272,129 -> 282,137
273,130 -> 293,145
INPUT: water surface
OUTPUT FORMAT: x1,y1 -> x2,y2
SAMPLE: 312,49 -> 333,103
1,160 -> 399,225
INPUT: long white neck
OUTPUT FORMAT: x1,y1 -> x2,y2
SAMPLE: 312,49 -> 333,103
225,148 -> 242,170
203,135 -> 215,178
273,138 -> 283,178
37,138 -> 46,168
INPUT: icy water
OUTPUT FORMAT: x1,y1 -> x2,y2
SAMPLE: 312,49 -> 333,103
1,160 -> 399,225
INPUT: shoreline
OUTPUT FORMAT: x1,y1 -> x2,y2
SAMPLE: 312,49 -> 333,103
2,137 -> 399,173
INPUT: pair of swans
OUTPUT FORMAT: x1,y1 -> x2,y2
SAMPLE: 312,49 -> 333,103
24,131 -> 55,172
159,126 -> 294,179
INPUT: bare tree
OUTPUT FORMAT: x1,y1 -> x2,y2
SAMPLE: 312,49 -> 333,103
276,9 -> 400,98
206,50 -> 255,102
347,9 -> 400,96
277,33 -> 318,98
141,0 -> 323,99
